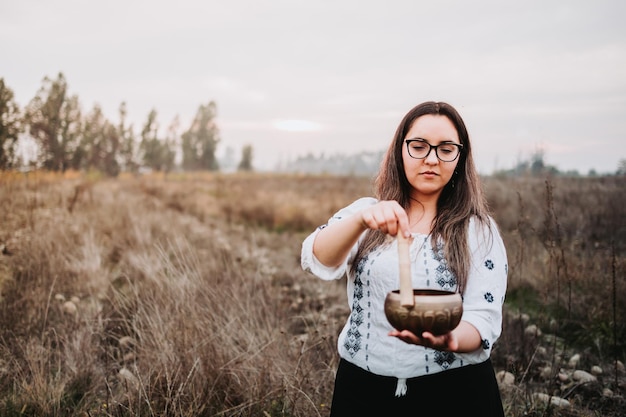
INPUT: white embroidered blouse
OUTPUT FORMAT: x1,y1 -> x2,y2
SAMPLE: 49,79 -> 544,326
301,197 -> 508,380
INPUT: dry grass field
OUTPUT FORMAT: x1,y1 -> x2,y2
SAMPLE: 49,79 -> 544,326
0,171 -> 624,416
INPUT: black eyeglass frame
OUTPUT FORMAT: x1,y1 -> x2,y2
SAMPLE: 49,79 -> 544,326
404,139 -> 464,162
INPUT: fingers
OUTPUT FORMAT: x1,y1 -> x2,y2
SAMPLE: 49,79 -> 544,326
360,201 -> 410,237
389,330 -> 457,351
372,203 -> 396,235
389,330 -> 421,345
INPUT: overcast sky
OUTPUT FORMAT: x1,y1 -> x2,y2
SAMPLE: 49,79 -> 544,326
2,0 -> 625,173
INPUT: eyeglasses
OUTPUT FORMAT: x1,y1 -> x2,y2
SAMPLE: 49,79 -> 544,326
405,139 -> 463,162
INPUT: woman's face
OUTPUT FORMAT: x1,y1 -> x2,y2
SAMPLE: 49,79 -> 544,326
402,114 -> 461,200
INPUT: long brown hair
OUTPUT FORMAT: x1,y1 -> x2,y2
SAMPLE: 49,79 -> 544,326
351,101 -> 491,294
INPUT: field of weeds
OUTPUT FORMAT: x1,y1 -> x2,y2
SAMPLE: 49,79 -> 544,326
0,171 -> 624,416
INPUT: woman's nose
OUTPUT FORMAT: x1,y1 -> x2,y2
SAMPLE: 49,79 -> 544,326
424,148 -> 439,164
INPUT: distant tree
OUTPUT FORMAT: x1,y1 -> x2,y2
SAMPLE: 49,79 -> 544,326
24,73 -> 82,171
79,104 -> 121,176
530,149 -> 546,175
238,144 -> 254,171
100,122 -> 122,176
163,115 -> 179,173
140,109 -> 163,171
181,101 -> 219,171
117,102 -> 139,173
617,159 -> 626,176
0,78 -> 22,169
493,149 -> 561,177
139,109 -> 176,172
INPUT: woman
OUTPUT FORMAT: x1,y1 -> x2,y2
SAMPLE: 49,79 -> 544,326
301,101 -> 507,416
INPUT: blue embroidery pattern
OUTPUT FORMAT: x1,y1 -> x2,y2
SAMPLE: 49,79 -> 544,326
485,259 -> 494,270
484,292 -> 494,303
434,351 -> 457,369
432,242 -> 457,290
482,339 -> 490,350
344,255 -> 368,357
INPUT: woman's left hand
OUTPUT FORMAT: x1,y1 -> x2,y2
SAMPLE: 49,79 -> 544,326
389,329 -> 460,352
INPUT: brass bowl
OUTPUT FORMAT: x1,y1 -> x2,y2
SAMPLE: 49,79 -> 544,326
384,289 -> 463,336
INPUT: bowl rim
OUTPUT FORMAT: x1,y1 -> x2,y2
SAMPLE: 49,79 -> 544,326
388,289 -> 460,297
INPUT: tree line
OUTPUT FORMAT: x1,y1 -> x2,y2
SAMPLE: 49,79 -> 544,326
0,73 -> 254,175
3,73 -> 623,177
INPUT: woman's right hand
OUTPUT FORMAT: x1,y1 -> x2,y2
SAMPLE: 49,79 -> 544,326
359,200 -> 411,238
312,200 -> 410,268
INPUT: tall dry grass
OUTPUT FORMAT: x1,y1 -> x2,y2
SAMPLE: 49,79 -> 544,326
484,175 -> 626,416
487,176 -> 625,352
0,172 -> 348,416
0,171 -> 624,416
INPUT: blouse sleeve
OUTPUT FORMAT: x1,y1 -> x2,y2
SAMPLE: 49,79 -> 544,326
461,216 -> 508,358
301,197 -> 377,281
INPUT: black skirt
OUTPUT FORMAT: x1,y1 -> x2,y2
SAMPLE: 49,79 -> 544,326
329,357 -> 505,417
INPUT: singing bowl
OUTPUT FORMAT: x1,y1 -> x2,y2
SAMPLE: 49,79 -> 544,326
384,289 -> 463,336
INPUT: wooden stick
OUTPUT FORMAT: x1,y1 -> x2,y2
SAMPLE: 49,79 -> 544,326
397,232 -> 414,307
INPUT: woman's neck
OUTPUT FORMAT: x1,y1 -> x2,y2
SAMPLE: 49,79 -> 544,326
408,196 -> 438,234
